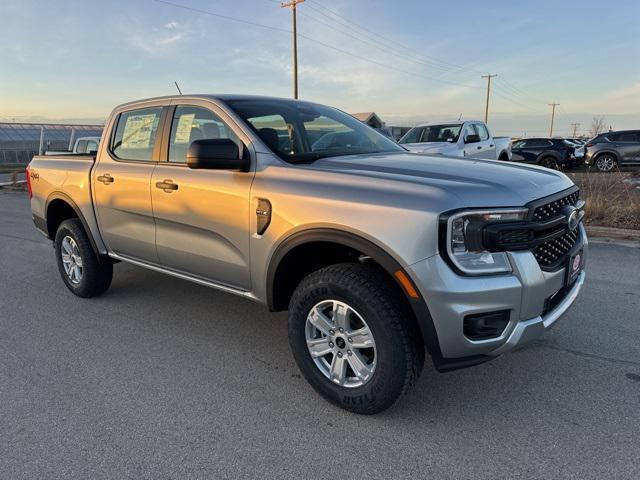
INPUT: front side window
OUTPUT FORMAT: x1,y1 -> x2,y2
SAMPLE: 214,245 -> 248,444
227,99 -> 402,163
399,127 -> 422,144
168,106 -> 240,163
111,107 -> 163,161
462,124 -> 476,142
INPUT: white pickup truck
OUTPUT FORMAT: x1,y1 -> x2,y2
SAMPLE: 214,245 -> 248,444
399,120 -> 512,161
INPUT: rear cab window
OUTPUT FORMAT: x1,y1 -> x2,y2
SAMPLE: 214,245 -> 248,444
110,107 -> 163,161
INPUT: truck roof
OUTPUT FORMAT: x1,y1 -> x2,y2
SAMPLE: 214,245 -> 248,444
411,120 -> 483,128
114,94 -> 313,110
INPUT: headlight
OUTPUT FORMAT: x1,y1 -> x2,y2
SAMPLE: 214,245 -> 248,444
444,209 -> 528,275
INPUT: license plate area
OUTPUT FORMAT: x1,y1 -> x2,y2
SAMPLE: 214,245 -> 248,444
566,249 -> 583,286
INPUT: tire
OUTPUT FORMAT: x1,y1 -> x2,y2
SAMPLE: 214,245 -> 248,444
54,218 -> 113,298
539,157 -> 559,170
594,153 -> 617,172
288,262 -> 424,414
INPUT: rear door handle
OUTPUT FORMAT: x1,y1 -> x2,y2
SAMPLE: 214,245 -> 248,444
155,179 -> 179,192
97,174 -> 114,185
477,146 -> 482,150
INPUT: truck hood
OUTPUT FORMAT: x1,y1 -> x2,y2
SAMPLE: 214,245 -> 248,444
400,142 -> 457,154
311,152 -> 574,207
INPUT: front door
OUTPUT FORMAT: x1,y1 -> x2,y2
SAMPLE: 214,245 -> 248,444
150,103 -> 254,290
93,105 -> 165,263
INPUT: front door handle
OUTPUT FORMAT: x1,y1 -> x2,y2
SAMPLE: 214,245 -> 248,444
97,174 -> 114,185
155,179 -> 179,192
489,144 -> 494,148
477,146 -> 482,150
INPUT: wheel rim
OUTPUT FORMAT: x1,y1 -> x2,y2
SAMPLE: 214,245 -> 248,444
596,155 -> 615,171
305,300 -> 377,388
61,236 -> 83,284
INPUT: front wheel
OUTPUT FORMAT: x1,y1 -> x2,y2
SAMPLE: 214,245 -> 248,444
54,219 -> 113,298
288,263 -> 424,414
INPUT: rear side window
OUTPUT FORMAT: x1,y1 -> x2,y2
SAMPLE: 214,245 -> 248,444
86,140 -> 99,153
475,124 -> 489,141
111,107 -> 163,161
75,140 -> 88,153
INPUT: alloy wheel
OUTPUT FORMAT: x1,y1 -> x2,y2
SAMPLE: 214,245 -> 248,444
596,155 -> 615,172
60,236 -> 83,284
305,300 -> 377,388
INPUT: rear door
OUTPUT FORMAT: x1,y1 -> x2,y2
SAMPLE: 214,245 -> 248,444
474,123 -> 496,159
93,104 -> 166,263
150,100 -> 254,290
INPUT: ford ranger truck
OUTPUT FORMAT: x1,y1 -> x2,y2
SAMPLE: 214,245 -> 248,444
27,95 -> 587,414
399,120 -> 512,161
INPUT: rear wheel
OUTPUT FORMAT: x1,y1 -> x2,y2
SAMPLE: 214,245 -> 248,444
288,262 -> 424,414
540,157 -> 559,170
595,153 -> 617,172
54,219 -> 113,298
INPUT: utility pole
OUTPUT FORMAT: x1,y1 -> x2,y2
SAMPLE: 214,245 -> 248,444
570,122 -> 580,138
548,103 -> 560,137
481,74 -> 497,124
281,0 -> 304,99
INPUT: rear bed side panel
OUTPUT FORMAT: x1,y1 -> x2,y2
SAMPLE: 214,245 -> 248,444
28,155 -> 108,255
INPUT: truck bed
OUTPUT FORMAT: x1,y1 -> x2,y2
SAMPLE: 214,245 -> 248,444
28,154 -> 103,250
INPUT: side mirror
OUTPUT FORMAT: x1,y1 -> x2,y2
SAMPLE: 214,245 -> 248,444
464,134 -> 481,144
186,138 -> 249,171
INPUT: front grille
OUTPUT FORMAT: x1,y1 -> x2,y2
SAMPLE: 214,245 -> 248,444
532,191 -> 579,221
498,229 -> 532,246
533,228 -> 579,268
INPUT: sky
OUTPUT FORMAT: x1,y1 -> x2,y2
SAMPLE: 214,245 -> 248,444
1,0 -> 638,136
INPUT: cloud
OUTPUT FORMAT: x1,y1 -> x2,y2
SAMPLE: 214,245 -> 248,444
127,20 -> 187,55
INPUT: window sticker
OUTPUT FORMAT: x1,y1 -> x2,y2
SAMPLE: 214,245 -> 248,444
174,114 -> 196,144
122,114 -> 157,149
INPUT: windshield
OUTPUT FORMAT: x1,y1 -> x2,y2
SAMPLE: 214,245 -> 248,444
399,124 -> 462,144
226,99 -> 404,163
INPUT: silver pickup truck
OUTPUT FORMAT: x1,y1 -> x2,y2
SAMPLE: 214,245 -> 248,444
27,95 -> 587,414
399,120 -> 512,161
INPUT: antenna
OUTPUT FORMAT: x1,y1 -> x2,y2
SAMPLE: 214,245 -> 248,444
458,113 -> 463,121
174,81 -> 183,95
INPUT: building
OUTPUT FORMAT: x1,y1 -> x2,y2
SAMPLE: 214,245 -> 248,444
0,123 -> 103,165
351,112 -> 385,129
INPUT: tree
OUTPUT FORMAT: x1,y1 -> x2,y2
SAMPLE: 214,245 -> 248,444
589,116 -> 607,137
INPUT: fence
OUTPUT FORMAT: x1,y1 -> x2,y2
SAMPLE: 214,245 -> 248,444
0,123 -> 103,166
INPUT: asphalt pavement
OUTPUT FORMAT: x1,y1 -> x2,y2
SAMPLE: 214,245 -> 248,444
1,189 -> 639,479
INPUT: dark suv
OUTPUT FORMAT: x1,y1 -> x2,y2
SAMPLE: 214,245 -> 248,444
584,130 -> 640,172
510,138 -> 577,169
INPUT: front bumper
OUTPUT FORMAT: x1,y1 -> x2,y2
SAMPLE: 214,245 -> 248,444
409,224 -> 587,362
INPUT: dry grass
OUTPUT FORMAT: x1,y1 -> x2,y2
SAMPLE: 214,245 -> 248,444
567,169 -> 640,230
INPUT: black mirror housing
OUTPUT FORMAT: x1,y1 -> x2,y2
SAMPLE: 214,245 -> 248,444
186,138 -> 249,171
465,134 -> 481,144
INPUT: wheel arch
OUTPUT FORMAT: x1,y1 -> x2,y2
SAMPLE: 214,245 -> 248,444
45,192 -> 99,255
266,228 -> 442,361
593,149 -> 621,163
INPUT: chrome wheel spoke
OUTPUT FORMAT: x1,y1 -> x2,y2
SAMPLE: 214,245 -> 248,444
306,338 -> 332,358
332,301 -> 349,330
308,307 -> 334,336
60,236 -> 83,284
347,351 -> 373,381
329,354 -> 347,385
348,326 -> 373,348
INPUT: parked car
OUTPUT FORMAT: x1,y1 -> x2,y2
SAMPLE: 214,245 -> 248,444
398,120 -> 512,161
584,130 -> 640,172
510,137 -> 578,169
45,136 -> 101,155
27,95 -> 587,414
564,139 -> 585,160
